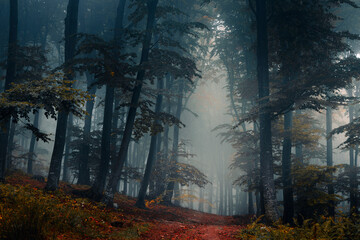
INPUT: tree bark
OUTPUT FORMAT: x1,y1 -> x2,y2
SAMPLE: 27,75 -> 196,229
105,0 -> 158,203
163,80 -> 185,204
0,0 -> 18,181
208,184 -> 213,213
27,112 -> 40,174
326,106 -> 335,217
45,0 -> 79,191
248,191 -> 255,215
63,113 -> 73,182
90,86 -> 114,199
136,78 -> 164,208
77,73 -> 96,185
282,110 -> 294,223
256,0 -> 279,223
348,89 -> 357,214
6,121 -> 16,170
295,110 -> 303,163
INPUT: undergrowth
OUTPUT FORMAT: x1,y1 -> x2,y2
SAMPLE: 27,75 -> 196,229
236,216 -> 360,240
0,177 -> 148,240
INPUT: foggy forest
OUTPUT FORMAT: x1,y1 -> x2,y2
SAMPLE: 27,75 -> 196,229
2,0 -> 360,239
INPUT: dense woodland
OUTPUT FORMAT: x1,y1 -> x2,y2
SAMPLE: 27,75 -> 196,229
3,0 -> 360,238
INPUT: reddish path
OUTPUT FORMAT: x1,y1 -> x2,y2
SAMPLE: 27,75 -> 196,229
114,195 -> 250,239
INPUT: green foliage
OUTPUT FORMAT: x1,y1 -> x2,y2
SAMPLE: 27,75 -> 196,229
0,184 -> 100,239
150,142 -> 210,199
152,155 -> 209,190
0,182 -> 148,240
292,163 -> 342,220
0,45 -> 49,84
68,126 -> 102,180
331,117 -> 360,149
236,215 -> 360,240
133,99 -> 184,139
0,74 -> 91,141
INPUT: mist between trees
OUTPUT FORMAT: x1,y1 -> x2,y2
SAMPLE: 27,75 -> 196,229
2,0 -> 360,225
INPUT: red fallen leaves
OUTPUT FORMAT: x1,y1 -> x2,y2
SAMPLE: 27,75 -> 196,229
141,223 -> 241,240
3,171 -> 248,239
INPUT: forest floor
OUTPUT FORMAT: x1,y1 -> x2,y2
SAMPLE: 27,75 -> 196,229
114,194 -> 249,240
1,171 -> 250,240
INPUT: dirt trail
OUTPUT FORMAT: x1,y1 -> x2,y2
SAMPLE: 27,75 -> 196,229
113,195 -> 250,239
138,209 -> 246,239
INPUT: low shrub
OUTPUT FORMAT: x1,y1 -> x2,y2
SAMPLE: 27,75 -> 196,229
236,216 -> 360,240
0,183 -> 147,239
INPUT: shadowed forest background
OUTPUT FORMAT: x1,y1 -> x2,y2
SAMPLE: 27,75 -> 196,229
2,0 -> 360,239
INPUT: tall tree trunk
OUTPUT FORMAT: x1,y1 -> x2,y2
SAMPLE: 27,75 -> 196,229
256,0 -> 279,222
224,175 -> 228,215
155,74 -> 172,197
63,113 -> 73,182
110,95 -> 120,181
248,191 -> 255,215
348,89 -> 357,214
89,0 -> 129,195
235,187 -> 240,215
77,73 -> 96,185
199,187 -> 204,212
6,121 -> 16,170
208,184 -> 213,213
123,157 -> 128,194
90,86 -> 114,199
282,110 -> 294,223
135,78 -> 164,208
0,0 -> 18,181
87,0 -> 128,200
107,0 -> 159,201
163,80 -> 185,204
326,106 -> 335,217
228,183 -> 233,215
27,112 -> 40,174
45,0 -> 79,191
295,110 -> 303,163
27,24 -> 49,176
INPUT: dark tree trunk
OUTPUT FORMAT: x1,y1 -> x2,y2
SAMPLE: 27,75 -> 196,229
248,191 -> 255,215
282,110 -> 294,224
218,174 -> 224,215
228,183 -> 233,215
6,121 -> 16,169
208,184 -> 213,213
130,141 -> 137,196
77,73 -> 96,185
163,74 -> 172,158
123,158 -> 128,194
235,187 -> 240,215
27,24 -> 49,176
0,0 -> 18,181
163,80 -> 184,204
348,89 -> 357,214
136,78 -> 164,208
224,177 -> 228,215
199,187 -> 204,212
86,0 -> 127,198
295,110 -> 303,163
45,0 -> 79,191
108,0 -> 159,200
256,0 -> 279,222
27,112 -> 40,174
91,86 -> 114,199
111,95 -> 120,173
154,74 -> 172,197
326,107 -> 335,217
63,113 -> 73,182
256,191 -> 261,216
